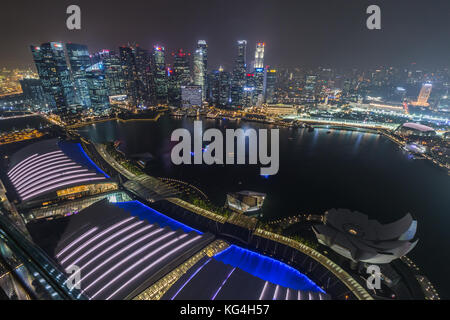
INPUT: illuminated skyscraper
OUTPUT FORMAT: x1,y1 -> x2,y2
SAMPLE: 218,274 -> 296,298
19,78 -> 47,109
231,40 -> 247,107
303,75 -> 318,102
30,42 -> 76,113
412,83 -> 432,107
254,42 -> 265,69
208,66 -> 230,106
244,73 -> 256,107
66,43 -> 91,108
252,42 -> 265,106
168,49 -> 191,106
85,62 -> 110,112
265,67 -> 277,104
119,46 -> 139,106
152,45 -> 168,105
92,50 -> 126,97
173,49 -> 191,85
134,46 -> 152,106
193,40 -> 208,101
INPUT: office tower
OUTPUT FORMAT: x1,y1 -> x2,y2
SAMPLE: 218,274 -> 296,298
193,40 -> 208,101
19,78 -> 47,109
119,46 -> 139,107
230,40 -> 247,107
218,68 -> 231,106
134,46 -> 152,106
208,70 -> 219,104
85,62 -> 110,112
244,73 -> 256,107
66,43 -> 91,108
252,42 -> 265,106
92,50 -> 126,97
168,49 -> 191,106
152,45 -> 168,105
173,49 -> 191,85
265,67 -> 277,104
304,75 -> 318,102
208,67 -> 230,106
181,85 -> 202,108
30,42 -> 76,113
254,42 -> 265,69
167,67 -> 179,106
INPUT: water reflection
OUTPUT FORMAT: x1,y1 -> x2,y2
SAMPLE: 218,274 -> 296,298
77,115 -> 450,297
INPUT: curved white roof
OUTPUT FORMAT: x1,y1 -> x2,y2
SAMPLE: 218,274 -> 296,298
402,122 -> 435,132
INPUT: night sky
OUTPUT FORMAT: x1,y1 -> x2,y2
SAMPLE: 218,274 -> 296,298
1,0 -> 450,69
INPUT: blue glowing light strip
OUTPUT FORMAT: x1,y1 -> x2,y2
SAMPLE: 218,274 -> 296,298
114,201 -> 202,235
214,245 -> 325,293
171,258 -> 211,300
76,143 -> 110,178
211,267 -> 236,300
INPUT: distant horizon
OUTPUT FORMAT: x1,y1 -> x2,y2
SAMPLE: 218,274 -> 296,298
2,40 -> 450,73
1,0 -> 450,69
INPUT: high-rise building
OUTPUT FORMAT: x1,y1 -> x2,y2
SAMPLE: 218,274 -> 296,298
208,70 -> 219,104
167,67 -> 179,106
253,42 -> 265,106
264,67 -> 277,104
193,40 -> 208,101
30,42 -> 76,113
66,43 -> 91,108
173,49 -> 191,85
303,75 -> 318,102
19,78 -> 47,109
244,73 -> 256,107
134,46 -> 152,106
230,40 -> 247,107
169,49 -> 191,106
254,42 -> 265,69
85,62 -> 110,113
218,68 -> 231,106
119,46 -> 140,107
208,67 -> 230,106
412,83 -> 432,107
92,50 -> 126,97
152,45 -> 168,105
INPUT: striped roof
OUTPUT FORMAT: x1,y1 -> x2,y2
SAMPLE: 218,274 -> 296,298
7,139 -> 108,202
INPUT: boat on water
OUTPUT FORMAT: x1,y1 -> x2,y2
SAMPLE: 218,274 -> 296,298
206,112 -> 219,119
171,109 -> 186,117
186,109 -> 199,117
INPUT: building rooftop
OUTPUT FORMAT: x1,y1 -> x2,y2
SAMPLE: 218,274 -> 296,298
313,208 -> 418,264
402,123 -> 435,132
27,199 -> 328,300
6,138 -> 110,202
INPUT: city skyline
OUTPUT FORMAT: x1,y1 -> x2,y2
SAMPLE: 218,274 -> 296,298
1,0 -> 450,69
1,0 -> 449,305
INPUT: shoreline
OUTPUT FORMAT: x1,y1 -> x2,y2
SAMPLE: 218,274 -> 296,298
74,114 -> 449,174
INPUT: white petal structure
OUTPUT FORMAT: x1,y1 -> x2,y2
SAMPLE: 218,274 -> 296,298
312,208 -> 419,264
